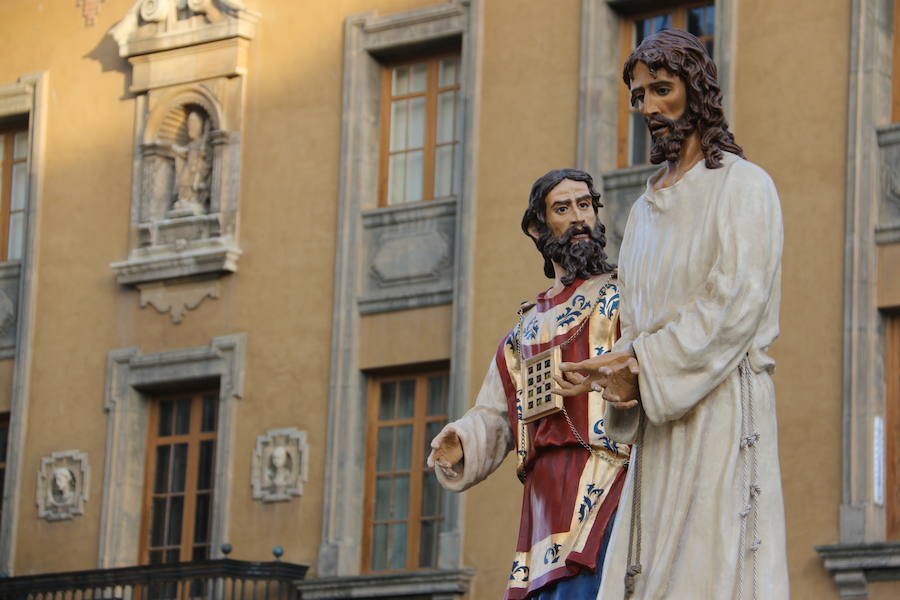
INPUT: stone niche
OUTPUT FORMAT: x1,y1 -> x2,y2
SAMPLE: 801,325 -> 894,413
37,450 -> 90,522
251,428 -> 309,503
877,123 -> 900,245
108,0 -> 257,318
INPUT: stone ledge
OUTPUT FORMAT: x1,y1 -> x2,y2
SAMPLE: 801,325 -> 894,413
295,569 -> 473,599
816,542 -> 900,598
111,244 -> 240,285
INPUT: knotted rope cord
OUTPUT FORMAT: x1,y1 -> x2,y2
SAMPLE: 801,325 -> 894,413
736,356 -> 760,600
624,410 -> 644,598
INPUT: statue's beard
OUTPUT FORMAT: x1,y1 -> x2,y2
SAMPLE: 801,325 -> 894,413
538,222 -> 611,286
648,113 -> 696,164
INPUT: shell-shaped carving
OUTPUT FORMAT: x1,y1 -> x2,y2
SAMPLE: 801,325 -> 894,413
140,0 -> 169,22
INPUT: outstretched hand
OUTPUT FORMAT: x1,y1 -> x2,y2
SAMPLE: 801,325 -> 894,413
426,426 -> 464,478
551,350 -> 641,410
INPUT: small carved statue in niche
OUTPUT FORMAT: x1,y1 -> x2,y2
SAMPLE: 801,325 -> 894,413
251,428 -> 308,503
50,467 -> 76,505
267,445 -> 293,489
170,108 -> 211,217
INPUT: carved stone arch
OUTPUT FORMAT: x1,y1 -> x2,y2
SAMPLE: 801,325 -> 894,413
143,86 -> 224,146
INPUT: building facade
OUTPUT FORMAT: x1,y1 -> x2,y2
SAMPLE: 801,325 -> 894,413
0,0 -> 897,598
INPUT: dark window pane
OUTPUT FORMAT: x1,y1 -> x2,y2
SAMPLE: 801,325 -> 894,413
374,476 -> 391,521
154,445 -> 171,493
167,496 -> 184,546
395,425 -> 412,471
376,427 -> 394,472
424,420 -> 445,459
419,519 -> 438,568
0,423 -> 8,463
427,376 -> 447,416
397,380 -> 415,418
706,5 -> 715,36
389,522 -> 407,570
192,545 -> 209,561
201,396 -> 217,432
150,497 -> 167,547
687,7 -> 703,35
393,474 -> 409,519
175,398 -> 191,435
631,112 -> 648,165
165,548 -> 180,563
149,550 -> 164,565
379,382 -> 396,420
421,471 -> 441,517
193,493 -> 211,543
197,440 -> 215,490
706,39 -> 714,59
171,443 -> 188,493
371,523 -> 388,571
158,400 -> 173,437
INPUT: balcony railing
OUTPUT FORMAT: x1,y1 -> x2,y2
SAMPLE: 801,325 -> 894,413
0,556 -> 308,600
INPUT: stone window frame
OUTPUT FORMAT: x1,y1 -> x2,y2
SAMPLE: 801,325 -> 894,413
576,0 -> 736,262
320,0 -> 482,587
97,334 -> 245,568
0,71 -> 47,575
815,1 -> 900,597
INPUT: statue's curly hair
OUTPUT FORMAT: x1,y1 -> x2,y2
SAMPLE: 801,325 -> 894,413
623,29 -> 743,169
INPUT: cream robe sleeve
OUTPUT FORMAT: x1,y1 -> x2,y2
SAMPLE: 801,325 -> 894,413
633,163 -> 783,424
434,357 -> 514,492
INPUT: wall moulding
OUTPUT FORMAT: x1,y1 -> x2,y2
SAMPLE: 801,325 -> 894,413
109,0 -> 255,295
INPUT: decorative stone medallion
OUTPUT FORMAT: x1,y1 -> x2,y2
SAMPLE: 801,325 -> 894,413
251,428 -> 309,503
37,450 -> 90,521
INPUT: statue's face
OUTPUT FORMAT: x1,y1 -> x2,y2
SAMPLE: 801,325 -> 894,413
53,468 -> 72,493
629,63 -> 687,136
186,112 -> 203,139
543,179 -> 596,241
271,446 -> 287,469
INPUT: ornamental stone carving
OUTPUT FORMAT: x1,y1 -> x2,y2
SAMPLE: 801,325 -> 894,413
37,450 -> 89,521
0,263 -> 20,357
109,0 -> 257,290
877,123 -> 900,244
251,428 -> 309,503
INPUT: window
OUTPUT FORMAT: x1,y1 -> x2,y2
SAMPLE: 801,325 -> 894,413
887,315 -> 900,539
140,392 -> 218,564
379,54 -> 462,206
363,371 -> 449,571
617,3 -> 715,167
0,123 -> 28,262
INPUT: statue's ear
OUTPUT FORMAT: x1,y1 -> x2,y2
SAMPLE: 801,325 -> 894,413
527,223 -> 540,241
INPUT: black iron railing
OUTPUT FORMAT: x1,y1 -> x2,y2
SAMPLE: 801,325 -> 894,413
0,556 -> 308,600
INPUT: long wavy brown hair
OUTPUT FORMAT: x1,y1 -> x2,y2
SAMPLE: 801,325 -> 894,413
623,29 -> 744,169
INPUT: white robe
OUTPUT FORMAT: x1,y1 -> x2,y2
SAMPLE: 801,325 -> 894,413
598,152 -> 790,599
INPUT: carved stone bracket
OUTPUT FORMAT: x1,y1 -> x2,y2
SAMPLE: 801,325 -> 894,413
137,277 -> 220,323
251,428 -> 310,503
37,450 -> 90,522
816,542 -> 900,599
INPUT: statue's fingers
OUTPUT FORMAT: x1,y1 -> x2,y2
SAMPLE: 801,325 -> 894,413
563,371 -> 586,385
426,450 -> 436,469
552,373 -> 572,389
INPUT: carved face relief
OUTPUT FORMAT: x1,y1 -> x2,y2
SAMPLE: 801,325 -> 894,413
37,451 -> 89,521
252,429 -> 308,503
51,468 -> 75,504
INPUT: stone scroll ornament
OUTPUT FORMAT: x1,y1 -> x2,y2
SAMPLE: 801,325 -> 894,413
37,450 -> 90,521
251,428 -> 309,503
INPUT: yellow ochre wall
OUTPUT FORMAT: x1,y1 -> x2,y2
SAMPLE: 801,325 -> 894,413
0,0 -> 884,598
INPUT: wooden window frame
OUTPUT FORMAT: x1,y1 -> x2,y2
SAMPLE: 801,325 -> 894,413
378,52 -> 461,207
616,2 -> 715,168
0,122 -> 28,262
886,314 -> 900,539
361,370 -> 448,573
138,391 -> 218,565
